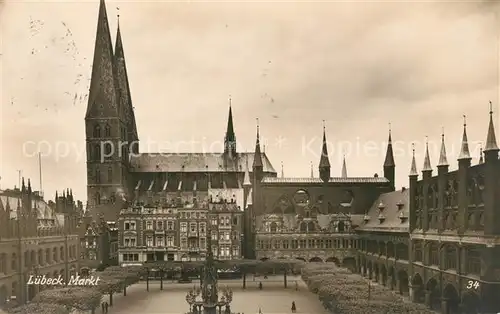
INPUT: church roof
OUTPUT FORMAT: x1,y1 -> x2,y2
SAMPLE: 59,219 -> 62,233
261,177 -> 389,184
129,152 -> 276,173
356,188 -> 409,232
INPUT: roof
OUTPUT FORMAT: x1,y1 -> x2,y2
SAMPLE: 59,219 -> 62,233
0,194 -> 56,220
261,177 -> 390,184
356,188 -> 409,232
129,152 -> 276,173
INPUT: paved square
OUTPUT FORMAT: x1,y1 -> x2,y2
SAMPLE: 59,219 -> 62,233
105,279 -> 329,314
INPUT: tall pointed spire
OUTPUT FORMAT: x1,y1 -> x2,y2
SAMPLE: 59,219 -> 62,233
410,144 -> 418,176
484,101 -> 498,152
224,97 -> 237,156
479,144 -> 484,164
319,121 -> 330,168
383,124 -> 395,167
114,9 -> 139,142
341,155 -> 347,178
243,154 -> 251,186
422,137 -> 432,171
281,161 -> 284,178
458,115 -> 471,159
252,118 -> 263,168
437,128 -> 448,167
86,0 -> 119,118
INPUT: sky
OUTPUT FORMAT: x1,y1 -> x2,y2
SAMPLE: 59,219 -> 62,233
0,0 -> 499,204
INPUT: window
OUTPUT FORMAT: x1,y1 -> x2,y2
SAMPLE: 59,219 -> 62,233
145,221 -> 152,230
211,218 -> 217,226
93,144 -> 101,160
89,252 -> 96,260
466,249 -> 481,275
224,246 -> 230,257
95,168 -> 101,184
107,167 -> 113,183
232,231 -> 238,240
93,124 -> 101,137
130,222 -> 136,230
232,216 -> 238,225
146,236 -> 153,247
429,243 -> 439,266
200,238 -> 206,249
444,245 -> 456,270
225,217 -> 230,226
291,240 -> 298,249
224,232 -> 230,241
167,236 -> 174,247
105,124 -> 111,137
212,246 -> 217,257
211,231 -> 217,240
199,223 -> 206,234
190,223 -> 197,232
156,237 -> 165,246
282,240 -> 289,249
123,254 -> 139,261
157,221 -> 163,230
181,238 -> 187,249
180,223 -> 187,233
270,222 -> 277,233
167,221 -> 174,230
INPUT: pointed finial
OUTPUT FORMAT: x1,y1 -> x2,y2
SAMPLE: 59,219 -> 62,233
281,161 -> 284,178
256,117 -> 259,130
442,126 -> 444,138
389,122 -> 391,133
490,100 -> 493,114
485,101 -> 498,152
463,114 -> 467,127
410,143 -> 418,176
117,6 -> 120,19
229,94 -> 232,107
323,120 -> 326,131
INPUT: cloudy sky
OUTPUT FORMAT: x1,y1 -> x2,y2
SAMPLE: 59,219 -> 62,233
0,0 -> 499,203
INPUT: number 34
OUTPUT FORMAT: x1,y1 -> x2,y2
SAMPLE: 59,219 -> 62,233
467,280 -> 480,289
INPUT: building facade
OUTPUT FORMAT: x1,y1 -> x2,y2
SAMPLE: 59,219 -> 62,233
117,197 -> 244,265
0,180 -> 80,306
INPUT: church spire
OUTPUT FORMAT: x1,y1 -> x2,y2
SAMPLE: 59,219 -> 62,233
479,144 -> 484,164
252,119 -> 263,168
458,115 -> 471,160
86,0 -> 119,119
422,137 -> 432,171
383,125 -> 395,167
484,101 -> 498,152
319,121 -> 331,168
437,128 -> 449,167
409,144 -> 418,177
341,155 -> 347,178
224,97 -> 237,157
281,161 -> 284,178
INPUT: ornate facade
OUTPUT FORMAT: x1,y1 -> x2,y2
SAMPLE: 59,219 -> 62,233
0,180 -> 80,306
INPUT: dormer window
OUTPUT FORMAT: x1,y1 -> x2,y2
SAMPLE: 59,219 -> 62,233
396,200 -> 404,210
378,202 -> 385,211
399,211 -> 408,223
378,213 -> 386,223
363,215 -> 370,222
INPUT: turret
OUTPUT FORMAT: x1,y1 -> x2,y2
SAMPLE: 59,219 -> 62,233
457,117 -> 471,233
409,144 -> 418,232
421,138 -> 432,230
341,155 -> 347,178
483,102 -> 499,235
383,127 -> 395,190
318,122 -> 331,183
252,120 -> 263,182
437,129 -> 448,231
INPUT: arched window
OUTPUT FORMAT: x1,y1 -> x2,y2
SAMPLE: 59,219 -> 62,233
95,168 -> 101,184
270,222 -> 277,233
466,248 -> 481,275
11,253 -> 17,271
107,167 -> 113,183
413,241 -> 422,261
93,144 -> 101,160
95,192 -> 101,205
93,124 -> 101,137
104,124 -> 111,137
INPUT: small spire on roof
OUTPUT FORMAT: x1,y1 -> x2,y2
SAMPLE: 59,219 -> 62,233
484,101 -> 498,152
479,143 -> 484,164
437,127 -> 448,167
281,161 -> 284,178
409,143 -> 418,177
422,136 -> 432,171
341,154 -> 347,178
310,161 -> 313,178
458,115 -> 471,160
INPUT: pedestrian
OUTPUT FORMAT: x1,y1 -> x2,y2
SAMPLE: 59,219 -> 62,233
104,301 -> 109,313
259,307 -> 262,314
101,302 -> 105,313
291,301 -> 296,313
259,282 -> 262,290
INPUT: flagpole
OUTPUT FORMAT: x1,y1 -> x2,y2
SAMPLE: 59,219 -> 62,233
38,152 -> 43,197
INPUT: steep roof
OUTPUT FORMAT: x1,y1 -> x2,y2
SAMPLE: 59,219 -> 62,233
129,152 -> 276,173
356,188 -> 409,232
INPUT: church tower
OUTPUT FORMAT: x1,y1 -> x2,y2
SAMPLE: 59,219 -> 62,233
85,0 -> 133,216
383,127 -> 395,191
224,100 -> 237,158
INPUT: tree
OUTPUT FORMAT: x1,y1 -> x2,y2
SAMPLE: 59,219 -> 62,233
33,287 -> 102,314
95,273 -> 124,306
6,303 -> 70,314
